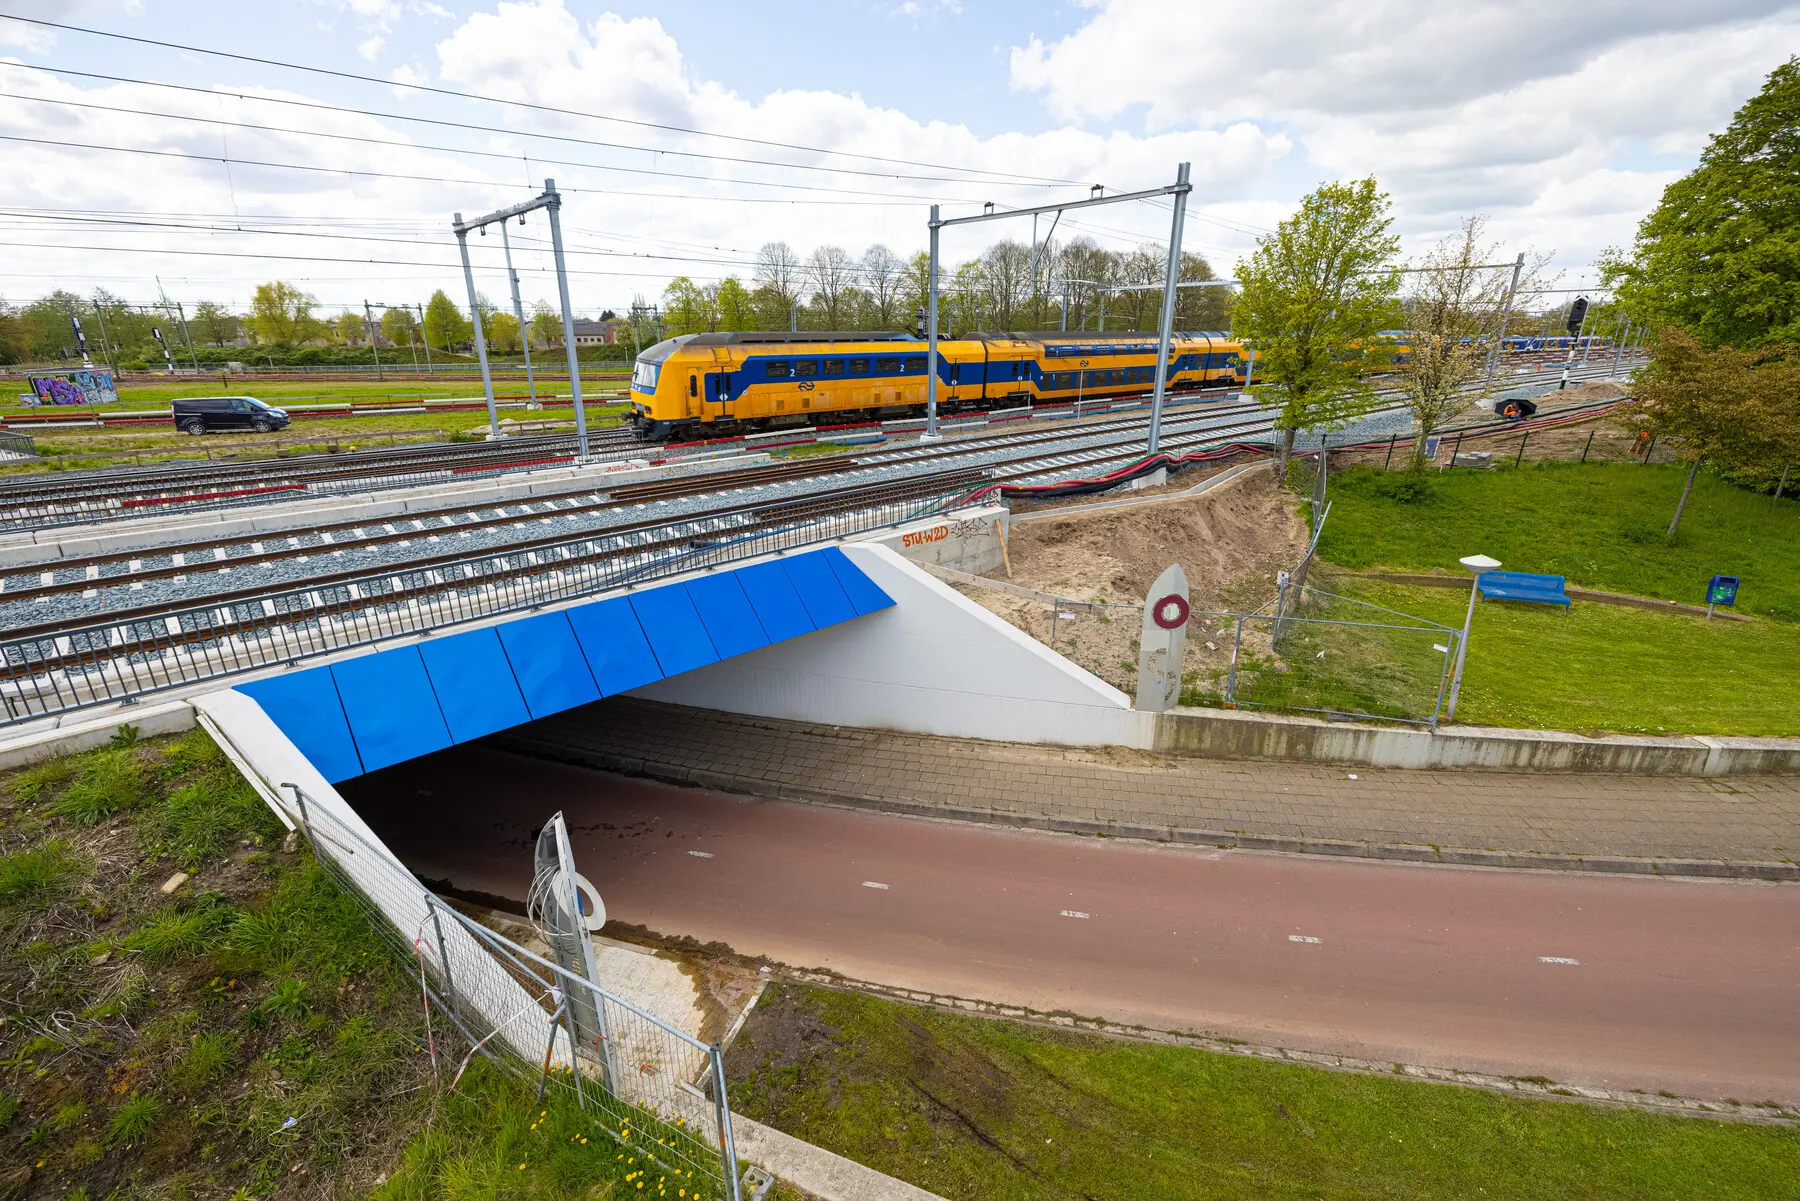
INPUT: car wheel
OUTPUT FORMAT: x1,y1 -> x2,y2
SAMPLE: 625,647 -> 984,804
252,419 -> 274,433
180,419 -> 205,435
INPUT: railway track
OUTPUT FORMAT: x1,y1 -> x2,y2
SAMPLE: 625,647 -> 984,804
0,364 -> 1633,632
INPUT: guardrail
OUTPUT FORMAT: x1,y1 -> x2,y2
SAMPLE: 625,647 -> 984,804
0,474 -> 975,724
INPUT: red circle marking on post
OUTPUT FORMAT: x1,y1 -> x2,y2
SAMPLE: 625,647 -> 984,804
1152,594 -> 1190,630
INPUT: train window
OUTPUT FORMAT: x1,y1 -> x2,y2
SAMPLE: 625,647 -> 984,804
765,360 -> 790,378
795,360 -> 818,377
848,358 -> 869,372
875,357 -> 901,373
688,374 -> 697,396
905,357 -> 926,373
823,359 -> 845,375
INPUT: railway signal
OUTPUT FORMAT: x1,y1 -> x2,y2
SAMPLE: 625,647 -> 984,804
1557,296 -> 1590,391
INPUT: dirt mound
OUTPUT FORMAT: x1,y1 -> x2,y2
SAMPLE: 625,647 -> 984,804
1006,467 -> 1307,611
1545,379 -> 1630,404
958,468 -> 1309,696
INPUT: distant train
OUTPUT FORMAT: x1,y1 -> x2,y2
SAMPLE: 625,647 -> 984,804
627,330 -> 1247,442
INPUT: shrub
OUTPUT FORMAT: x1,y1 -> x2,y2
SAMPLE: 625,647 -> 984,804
106,1094 -> 162,1145
54,750 -> 154,824
171,1031 -> 237,1094
8,756 -> 75,801
158,777 -> 279,865
0,843 -> 78,903
128,895 -> 236,963
1368,470 -> 1437,504
260,978 -> 309,1021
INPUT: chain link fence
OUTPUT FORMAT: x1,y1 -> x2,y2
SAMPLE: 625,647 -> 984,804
211,754 -> 746,1200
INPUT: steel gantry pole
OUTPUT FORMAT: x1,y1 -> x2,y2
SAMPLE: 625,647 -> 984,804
543,179 -> 590,458
1485,252 -> 1524,384
1147,161 -> 1192,456
416,303 -> 434,372
499,219 -> 539,408
453,212 -> 503,440
925,204 -> 943,441
362,301 -> 384,382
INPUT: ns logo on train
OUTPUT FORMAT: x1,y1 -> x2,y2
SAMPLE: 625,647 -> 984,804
626,328 -> 1248,442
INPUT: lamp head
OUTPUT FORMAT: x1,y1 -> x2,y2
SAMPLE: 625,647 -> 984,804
1460,554 -> 1501,572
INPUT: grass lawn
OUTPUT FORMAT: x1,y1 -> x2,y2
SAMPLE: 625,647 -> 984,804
727,982 -> 1800,1201
0,732 -> 714,1200
1319,462 -> 1800,621
1338,578 -> 1800,736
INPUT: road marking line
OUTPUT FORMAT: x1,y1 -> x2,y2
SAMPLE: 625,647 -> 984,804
1289,935 -> 1322,944
1060,910 -> 1089,919
1539,956 -> 1580,965
862,881 -> 890,890
686,851 -> 714,859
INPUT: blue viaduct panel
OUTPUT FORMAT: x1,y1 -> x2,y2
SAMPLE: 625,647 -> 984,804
231,548 -> 893,782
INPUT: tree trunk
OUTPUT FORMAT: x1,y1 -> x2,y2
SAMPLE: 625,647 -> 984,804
1774,464 -> 1790,506
1668,458 -> 1701,537
1275,426 -> 1295,480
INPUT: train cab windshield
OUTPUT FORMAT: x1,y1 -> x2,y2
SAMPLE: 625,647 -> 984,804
631,335 -> 694,393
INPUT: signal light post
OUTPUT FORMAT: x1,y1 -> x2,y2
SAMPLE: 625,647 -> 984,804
925,163 -> 1194,451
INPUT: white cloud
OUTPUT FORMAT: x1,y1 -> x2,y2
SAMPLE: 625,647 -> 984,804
1010,0 -> 1800,267
358,35 -> 386,60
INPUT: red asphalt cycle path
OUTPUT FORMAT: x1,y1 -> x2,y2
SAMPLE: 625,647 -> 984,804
346,745 -> 1800,1105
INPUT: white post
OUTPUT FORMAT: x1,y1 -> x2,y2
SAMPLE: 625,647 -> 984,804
1147,162 -> 1191,456
500,220 -> 538,406
454,214 -> 502,441
543,179 -> 590,459
1445,554 -> 1500,721
925,204 -> 942,442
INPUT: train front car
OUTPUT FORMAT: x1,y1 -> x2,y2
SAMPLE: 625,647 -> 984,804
628,334 -> 703,442
630,331 -> 943,443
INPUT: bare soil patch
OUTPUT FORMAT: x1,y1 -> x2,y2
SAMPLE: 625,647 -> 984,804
959,467 -> 1308,696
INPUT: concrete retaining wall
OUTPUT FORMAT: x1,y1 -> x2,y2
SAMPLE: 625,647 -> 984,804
631,543 -> 1156,749
862,505 -> 1008,575
1154,705 -> 1800,776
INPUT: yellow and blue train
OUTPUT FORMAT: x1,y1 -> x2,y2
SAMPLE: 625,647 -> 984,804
627,330 -> 1246,442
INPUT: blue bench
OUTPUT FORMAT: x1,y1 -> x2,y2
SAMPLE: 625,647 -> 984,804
1478,571 -> 1571,609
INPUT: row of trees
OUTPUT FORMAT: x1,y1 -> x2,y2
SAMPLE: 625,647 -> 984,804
652,238 -> 1232,339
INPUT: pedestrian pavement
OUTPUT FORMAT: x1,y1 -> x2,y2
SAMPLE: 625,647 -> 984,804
497,698 -> 1800,876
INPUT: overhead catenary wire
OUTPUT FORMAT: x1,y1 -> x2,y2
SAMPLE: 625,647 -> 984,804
0,61 -> 1072,191
0,16 -> 1089,187
0,134 -> 984,207
0,90 -> 1026,204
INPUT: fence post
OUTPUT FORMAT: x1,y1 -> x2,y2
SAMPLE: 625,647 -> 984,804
284,784 -> 325,868
1430,632 -> 1457,730
1383,434 -> 1396,470
1642,434 -> 1656,464
1581,430 -> 1595,463
426,894 -> 459,1015
1225,615 -> 1244,704
1449,431 -> 1463,468
1515,432 -> 1528,468
710,1045 -> 744,1201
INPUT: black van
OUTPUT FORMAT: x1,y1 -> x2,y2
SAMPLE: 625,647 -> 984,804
171,396 -> 291,435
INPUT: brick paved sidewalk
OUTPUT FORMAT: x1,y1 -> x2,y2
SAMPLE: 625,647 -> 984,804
495,699 -> 1800,878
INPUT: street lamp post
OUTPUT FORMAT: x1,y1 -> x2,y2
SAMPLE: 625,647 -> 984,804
1445,554 -> 1501,722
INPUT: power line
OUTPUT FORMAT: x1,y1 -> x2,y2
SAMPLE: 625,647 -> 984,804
0,90 -> 1013,203
0,61 -> 1067,191
0,134 -> 970,206
0,209 -> 765,271
0,15 -> 1087,187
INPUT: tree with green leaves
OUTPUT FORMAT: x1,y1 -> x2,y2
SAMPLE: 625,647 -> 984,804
1602,57 -> 1800,348
1630,328 -> 1795,534
422,290 -> 469,353
246,281 -> 323,344
380,305 -> 417,349
190,301 -> 241,347
715,277 -> 754,332
1232,178 -> 1402,473
528,301 -> 560,350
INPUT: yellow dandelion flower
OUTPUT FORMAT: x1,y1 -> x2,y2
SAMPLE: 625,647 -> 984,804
518,1163 -> 526,1170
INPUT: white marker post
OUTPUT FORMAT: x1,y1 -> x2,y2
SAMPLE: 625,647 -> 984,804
1135,562 -> 1190,711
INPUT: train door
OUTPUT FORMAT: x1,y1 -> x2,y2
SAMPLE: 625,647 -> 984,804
706,348 -> 734,421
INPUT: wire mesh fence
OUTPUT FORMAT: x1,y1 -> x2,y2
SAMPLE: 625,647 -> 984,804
1225,565 -> 1458,727
264,780 -> 744,1200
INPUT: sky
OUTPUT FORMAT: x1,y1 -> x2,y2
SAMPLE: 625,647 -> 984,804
1,0 -> 1795,322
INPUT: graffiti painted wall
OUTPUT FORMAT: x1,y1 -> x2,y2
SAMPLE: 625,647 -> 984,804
27,371 -> 119,407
